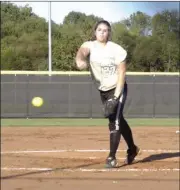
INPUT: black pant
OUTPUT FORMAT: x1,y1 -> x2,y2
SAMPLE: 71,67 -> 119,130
100,82 -> 136,158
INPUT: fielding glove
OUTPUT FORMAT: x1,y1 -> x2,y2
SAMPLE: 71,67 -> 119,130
104,96 -> 119,118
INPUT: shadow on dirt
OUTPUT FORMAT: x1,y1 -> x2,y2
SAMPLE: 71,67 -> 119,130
139,152 -> 180,163
1,152 -> 179,180
1,161 -> 102,180
116,152 -> 180,167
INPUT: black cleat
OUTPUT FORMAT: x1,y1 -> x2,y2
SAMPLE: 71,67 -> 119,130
105,156 -> 118,168
125,146 -> 140,165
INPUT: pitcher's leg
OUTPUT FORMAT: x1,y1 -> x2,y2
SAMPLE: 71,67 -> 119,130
108,119 -> 121,158
105,115 -> 121,168
105,87 -> 126,168
100,89 -> 122,168
120,115 -> 140,164
120,116 -> 136,150
117,83 -> 140,164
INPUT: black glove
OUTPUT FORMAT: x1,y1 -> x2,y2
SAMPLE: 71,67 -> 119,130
104,96 -> 119,118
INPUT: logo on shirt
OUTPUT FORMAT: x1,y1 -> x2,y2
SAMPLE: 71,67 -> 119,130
101,65 -> 117,78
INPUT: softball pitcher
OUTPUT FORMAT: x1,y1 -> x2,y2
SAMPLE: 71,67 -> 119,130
75,20 -> 140,168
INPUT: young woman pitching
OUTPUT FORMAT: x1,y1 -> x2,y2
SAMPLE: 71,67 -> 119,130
75,20 -> 140,168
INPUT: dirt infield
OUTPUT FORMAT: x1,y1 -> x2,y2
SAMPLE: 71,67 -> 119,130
1,126 -> 179,190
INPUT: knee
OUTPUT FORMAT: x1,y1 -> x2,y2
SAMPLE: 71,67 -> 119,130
108,116 -> 127,132
109,122 -> 115,131
109,121 -> 120,132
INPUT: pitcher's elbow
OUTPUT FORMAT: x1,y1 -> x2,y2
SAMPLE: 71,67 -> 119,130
76,60 -> 87,70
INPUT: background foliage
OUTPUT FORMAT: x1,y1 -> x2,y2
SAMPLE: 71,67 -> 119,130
1,2 -> 179,71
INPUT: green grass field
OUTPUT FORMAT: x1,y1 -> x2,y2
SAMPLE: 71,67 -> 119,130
1,118 -> 179,127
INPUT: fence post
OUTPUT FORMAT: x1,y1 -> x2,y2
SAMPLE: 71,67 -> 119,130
26,74 -> 29,119
14,74 -> 16,117
153,73 -> 156,118
90,79 -> 93,118
68,73 -> 71,118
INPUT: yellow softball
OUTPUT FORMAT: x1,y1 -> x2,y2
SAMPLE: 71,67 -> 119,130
32,97 -> 43,107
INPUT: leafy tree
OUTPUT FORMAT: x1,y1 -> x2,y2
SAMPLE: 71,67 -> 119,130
121,11 -> 151,36
1,2 -> 179,72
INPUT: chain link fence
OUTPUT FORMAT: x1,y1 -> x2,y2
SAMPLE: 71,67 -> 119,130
1,72 -> 179,118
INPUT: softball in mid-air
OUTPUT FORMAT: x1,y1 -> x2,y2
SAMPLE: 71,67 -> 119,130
31,97 -> 43,107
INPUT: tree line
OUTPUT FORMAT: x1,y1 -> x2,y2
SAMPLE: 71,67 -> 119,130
1,2 -> 179,71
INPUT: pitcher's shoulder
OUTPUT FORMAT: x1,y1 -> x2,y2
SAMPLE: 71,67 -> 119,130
108,41 -> 125,49
108,41 -> 127,62
81,40 -> 98,50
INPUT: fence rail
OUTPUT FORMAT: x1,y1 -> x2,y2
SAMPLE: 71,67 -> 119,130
1,70 -> 179,75
1,71 -> 179,118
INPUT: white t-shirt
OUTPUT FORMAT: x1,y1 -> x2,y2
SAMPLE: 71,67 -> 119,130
81,40 -> 127,91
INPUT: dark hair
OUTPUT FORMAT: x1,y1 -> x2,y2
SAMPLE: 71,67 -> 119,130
91,20 -> 112,41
